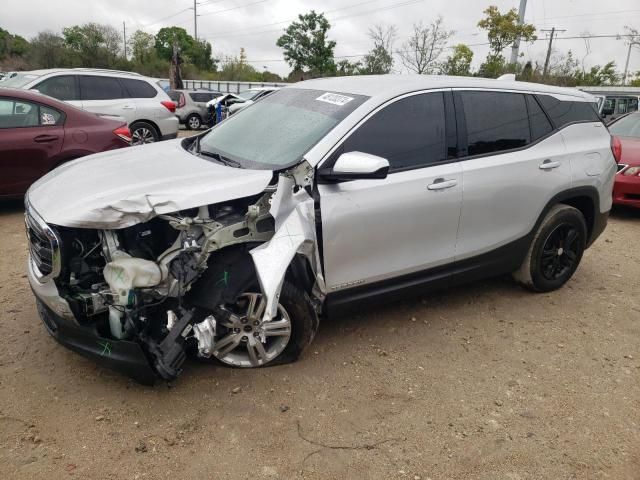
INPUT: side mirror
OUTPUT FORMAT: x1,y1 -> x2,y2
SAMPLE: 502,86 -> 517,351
318,151 -> 390,182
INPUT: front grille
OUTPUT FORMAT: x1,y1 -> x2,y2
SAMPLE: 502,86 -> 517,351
25,205 -> 61,282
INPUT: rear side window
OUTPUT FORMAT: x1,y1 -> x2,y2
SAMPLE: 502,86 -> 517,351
121,78 -> 158,98
190,92 -> 217,103
80,75 -> 126,100
0,99 -> 63,128
341,92 -> 447,171
536,95 -> 600,128
167,90 -> 181,102
34,75 -> 78,101
526,95 -> 553,141
458,91 -> 530,156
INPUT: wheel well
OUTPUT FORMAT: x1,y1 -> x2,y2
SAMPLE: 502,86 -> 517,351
131,119 -> 161,137
561,196 -> 595,237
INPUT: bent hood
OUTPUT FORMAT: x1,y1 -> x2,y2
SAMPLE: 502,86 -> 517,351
27,139 -> 273,229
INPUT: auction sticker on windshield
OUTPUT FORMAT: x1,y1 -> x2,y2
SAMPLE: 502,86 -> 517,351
316,92 -> 354,106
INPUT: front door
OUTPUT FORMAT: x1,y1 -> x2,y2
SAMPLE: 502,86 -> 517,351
318,91 -> 462,292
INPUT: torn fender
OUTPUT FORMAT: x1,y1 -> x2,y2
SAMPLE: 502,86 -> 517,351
250,175 -> 325,321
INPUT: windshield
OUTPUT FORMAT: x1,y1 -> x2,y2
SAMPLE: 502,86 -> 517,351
196,88 -> 368,169
0,72 -> 40,88
609,113 -> 640,138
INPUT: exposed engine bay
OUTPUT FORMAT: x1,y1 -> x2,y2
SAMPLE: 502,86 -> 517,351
48,162 -> 325,382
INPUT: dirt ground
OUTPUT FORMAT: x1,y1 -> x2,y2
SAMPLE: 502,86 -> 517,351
0,196 -> 639,480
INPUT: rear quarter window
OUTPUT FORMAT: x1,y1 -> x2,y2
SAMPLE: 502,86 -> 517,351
121,78 -> 158,99
536,95 -> 601,128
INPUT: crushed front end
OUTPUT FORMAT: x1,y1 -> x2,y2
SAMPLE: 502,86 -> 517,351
26,163 -> 324,384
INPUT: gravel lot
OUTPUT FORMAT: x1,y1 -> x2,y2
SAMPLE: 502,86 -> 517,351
1,193 -> 639,479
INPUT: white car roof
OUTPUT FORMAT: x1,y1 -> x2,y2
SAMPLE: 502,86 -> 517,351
292,74 -> 595,103
19,68 -> 145,78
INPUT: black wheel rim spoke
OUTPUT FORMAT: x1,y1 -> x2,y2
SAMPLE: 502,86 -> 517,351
540,223 -> 581,281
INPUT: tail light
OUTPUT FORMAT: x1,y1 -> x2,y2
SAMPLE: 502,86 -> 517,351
178,93 -> 186,108
161,100 -> 176,113
113,125 -> 132,143
611,135 -> 622,164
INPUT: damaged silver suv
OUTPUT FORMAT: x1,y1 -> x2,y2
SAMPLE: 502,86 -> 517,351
26,75 -> 615,384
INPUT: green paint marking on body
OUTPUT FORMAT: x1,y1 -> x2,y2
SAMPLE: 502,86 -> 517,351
215,270 -> 230,287
99,341 -> 112,357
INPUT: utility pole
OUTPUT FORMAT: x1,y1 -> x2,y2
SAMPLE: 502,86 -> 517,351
622,41 -> 640,85
541,27 -> 566,77
509,0 -> 527,64
123,21 -> 127,59
194,0 -> 198,40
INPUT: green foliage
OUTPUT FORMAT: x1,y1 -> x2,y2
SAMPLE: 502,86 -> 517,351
574,62 -> 620,86
442,44 -> 473,76
154,26 -> 193,61
28,31 -> 71,68
361,24 -> 396,74
336,59 -> 363,76
478,5 -> 536,70
129,30 -> 155,63
276,10 -> 336,76
62,23 -> 121,67
0,27 -> 30,59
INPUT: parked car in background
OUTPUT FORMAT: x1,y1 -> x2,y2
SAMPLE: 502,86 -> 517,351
24,76 -> 614,384
0,88 -> 130,198
169,89 -> 223,130
0,69 -> 178,145
598,95 -> 639,122
227,87 -> 280,115
204,92 -> 245,126
608,112 -> 640,208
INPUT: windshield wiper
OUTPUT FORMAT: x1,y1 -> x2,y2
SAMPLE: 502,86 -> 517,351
198,149 -> 241,168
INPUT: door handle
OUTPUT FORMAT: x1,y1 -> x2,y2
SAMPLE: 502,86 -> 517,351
122,105 -> 135,110
33,134 -> 59,143
427,178 -> 458,190
539,159 -> 560,170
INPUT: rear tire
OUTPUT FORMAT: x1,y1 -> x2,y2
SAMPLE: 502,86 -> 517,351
130,121 -> 159,145
513,204 -> 587,292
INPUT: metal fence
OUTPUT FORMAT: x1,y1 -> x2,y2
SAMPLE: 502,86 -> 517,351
159,79 -> 290,93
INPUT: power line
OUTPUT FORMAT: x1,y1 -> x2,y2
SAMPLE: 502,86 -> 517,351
197,0 -> 270,18
202,0 -> 424,40
142,7 -> 192,27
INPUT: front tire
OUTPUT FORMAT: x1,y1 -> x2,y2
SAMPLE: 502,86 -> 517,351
513,204 -> 587,292
210,280 -> 319,368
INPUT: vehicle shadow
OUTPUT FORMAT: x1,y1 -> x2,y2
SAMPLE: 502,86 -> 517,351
0,199 -> 24,216
610,205 -> 640,221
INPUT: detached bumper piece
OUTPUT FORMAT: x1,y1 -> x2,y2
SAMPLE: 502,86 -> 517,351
36,299 -> 157,385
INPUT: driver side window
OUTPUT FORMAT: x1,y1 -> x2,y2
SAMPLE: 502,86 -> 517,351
340,92 -> 447,172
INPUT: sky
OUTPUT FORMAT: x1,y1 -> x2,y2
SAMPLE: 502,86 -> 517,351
3,0 -> 640,78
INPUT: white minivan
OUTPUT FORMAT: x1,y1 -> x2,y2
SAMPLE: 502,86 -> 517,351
1,68 -> 179,144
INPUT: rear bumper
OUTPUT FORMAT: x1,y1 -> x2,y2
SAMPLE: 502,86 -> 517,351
613,175 -> 640,208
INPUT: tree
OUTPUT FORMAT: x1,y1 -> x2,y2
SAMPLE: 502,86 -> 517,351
28,31 -> 70,68
155,26 -> 194,61
276,11 -> 336,76
478,5 -> 536,75
361,24 -> 397,74
574,62 -> 620,86
398,17 -> 453,74
62,23 -> 121,67
336,59 -> 362,76
442,44 -> 473,76
0,27 -> 30,59
130,30 -> 155,64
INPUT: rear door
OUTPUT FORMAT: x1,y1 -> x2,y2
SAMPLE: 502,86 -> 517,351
319,91 -> 462,291
454,90 -> 571,263
79,75 -> 135,123
0,98 -> 64,197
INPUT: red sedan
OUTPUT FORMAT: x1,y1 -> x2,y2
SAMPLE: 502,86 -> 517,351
0,88 -> 131,198
609,112 -> 640,208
